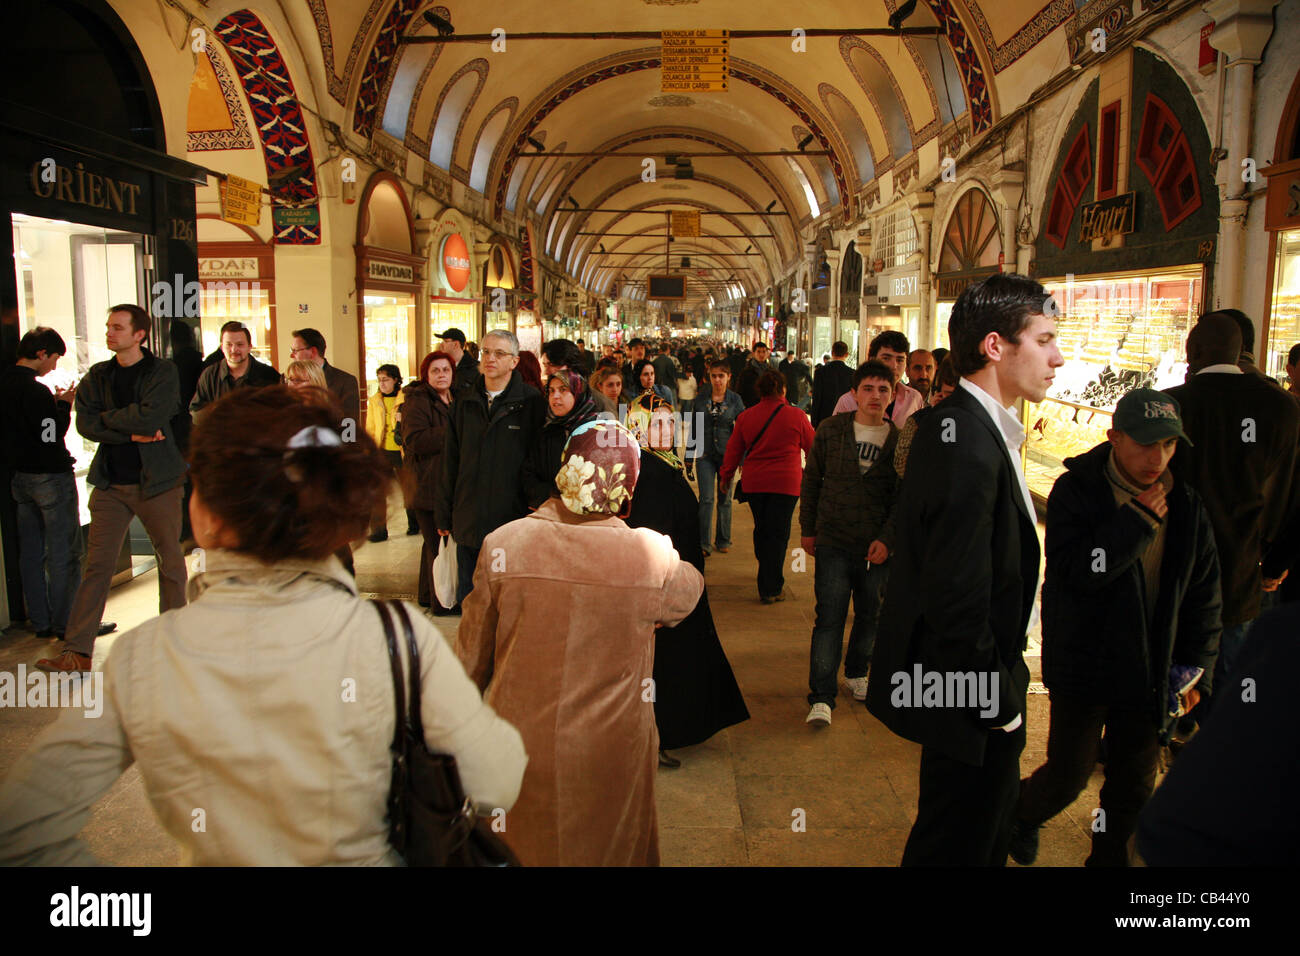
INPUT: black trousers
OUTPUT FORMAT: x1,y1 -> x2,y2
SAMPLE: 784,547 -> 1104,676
902,721 -> 1027,866
1016,695 -> 1160,866
745,492 -> 798,599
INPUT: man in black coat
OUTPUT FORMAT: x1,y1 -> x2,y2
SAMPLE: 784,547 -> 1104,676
780,351 -> 813,410
436,329 -> 545,604
811,341 -> 853,427
736,342 -> 773,408
866,273 -> 1063,865
189,321 -> 280,419
1010,389 -> 1221,867
290,327 -> 360,425
1163,312 -> 1299,703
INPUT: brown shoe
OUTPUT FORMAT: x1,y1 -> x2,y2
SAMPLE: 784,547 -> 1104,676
35,650 -> 91,673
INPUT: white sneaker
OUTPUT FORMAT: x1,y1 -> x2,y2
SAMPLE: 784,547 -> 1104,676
806,702 -> 832,725
846,676 -> 868,701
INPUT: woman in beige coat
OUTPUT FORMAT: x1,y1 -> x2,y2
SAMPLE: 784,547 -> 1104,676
0,387 -> 526,866
457,419 -> 704,866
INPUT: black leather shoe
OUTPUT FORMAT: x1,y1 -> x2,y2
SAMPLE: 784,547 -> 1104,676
1008,820 -> 1040,865
658,750 -> 681,769
96,622 -> 118,637
406,526 -> 420,536
367,530 -> 388,543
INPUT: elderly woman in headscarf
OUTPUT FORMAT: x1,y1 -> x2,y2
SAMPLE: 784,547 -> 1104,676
456,420 -> 704,866
522,369 -> 599,509
624,396 -> 750,769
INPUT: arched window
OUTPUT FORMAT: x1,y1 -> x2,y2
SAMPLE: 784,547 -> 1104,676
429,66 -> 486,170
940,190 -> 1001,272
469,103 -> 514,193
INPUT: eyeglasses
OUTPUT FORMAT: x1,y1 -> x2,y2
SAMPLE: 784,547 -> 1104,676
482,348 -> 515,360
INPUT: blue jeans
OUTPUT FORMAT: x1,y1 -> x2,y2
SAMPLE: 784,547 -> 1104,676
808,545 -> 888,708
11,471 -> 83,633
694,454 -> 732,551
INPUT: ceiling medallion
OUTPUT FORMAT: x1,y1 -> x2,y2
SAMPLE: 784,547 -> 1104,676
648,95 -> 694,108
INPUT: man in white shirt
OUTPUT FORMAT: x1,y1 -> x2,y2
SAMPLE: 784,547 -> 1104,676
866,273 -> 1063,865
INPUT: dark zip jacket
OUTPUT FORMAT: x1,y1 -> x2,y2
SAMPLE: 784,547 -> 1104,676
435,370 -> 545,549
800,412 -> 899,556
1042,442 -> 1222,736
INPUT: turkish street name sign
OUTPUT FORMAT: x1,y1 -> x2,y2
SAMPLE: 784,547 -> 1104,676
671,210 -> 701,237
220,173 -> 261,227
662,30 -> 729,93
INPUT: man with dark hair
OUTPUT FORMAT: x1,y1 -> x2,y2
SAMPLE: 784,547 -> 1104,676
780,348 -> 814,412
833,331 -> 925,426
437,327 -> 479,396
622,338 -> 646,388
867,272 -> 1063,865
1009,389 -> 1221,867
573,338 -> 594,377
801,359 -> 900,726
290,327 -> 360,425
651,343 -> 680,406
811,341 -> 853,427
190,321 -> 280,417
906,349 -> 936,402
1216,308 -> 1274,383
38,306 -> 188,673
1163,311 -> 1300,708
541,338 -> 582,380
737,341 -> 773,408
1,328 -> 86,640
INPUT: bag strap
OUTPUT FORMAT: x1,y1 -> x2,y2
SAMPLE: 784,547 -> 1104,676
375,600 -> 407,752
737,403 -> 785,468
389,601 -> 425,744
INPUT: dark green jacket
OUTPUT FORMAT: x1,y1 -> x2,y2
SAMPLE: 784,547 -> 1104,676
799,412 -> 899,556
75,350 -> 186,499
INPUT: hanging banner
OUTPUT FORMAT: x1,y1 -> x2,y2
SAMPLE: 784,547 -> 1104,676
220,174 -> 262,227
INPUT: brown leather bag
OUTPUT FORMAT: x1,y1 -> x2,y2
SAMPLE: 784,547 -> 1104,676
375,599 -> 521,867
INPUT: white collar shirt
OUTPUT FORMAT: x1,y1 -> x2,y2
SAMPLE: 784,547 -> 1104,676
1196,363 -> 1243,375
958,377 -> 1036,524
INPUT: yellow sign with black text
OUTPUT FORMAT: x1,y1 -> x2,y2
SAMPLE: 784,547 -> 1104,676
662,30 -> 729,93
220,174 -> 262,227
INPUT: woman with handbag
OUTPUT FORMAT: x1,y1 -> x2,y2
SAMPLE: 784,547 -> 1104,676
400,351 -> 457,612
719,370 -> 815,603
366,363 -> 417,542
0,386 -> 527,865
456,420 -> 704,865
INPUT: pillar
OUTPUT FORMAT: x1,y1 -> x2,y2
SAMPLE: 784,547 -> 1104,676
907,191 -> 934,347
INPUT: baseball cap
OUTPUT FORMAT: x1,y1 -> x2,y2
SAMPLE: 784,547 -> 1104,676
1112,388 -> 1193,446
437,328 -> 466,344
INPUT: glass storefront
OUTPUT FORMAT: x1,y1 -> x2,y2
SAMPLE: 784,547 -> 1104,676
430,297 -> 477,350
838,319 -> 860,365
12,213 -> 147,523
934,301 -> 954,351
199,284 -> 272,364
1265,228 -> 1300,383
1021,266 -> 1203,499
813,316 -> 832,362
363,292 -> 415,384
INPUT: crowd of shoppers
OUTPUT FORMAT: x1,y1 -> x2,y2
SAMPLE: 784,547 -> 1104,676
3,290 -> 1299,869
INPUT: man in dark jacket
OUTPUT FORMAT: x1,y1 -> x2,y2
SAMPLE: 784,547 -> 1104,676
736,342 -> 773,408
1009,389 -> 1221,867
780,351 -> 813,411
811,341 -> 853,427
866,273 -> 1064,865
436,329 -> 545,604
438,327 -> 479,396
1,328 -> 83,639
190,320 -> 280,418
1164,312 -> 1299,701
800,360 -> 899,725
40,305 -> 188,673
290,327 -> 360,425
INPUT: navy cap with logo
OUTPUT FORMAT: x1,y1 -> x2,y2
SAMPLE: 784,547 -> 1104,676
437,328 -> 467,345
1112,388 -> 1193,446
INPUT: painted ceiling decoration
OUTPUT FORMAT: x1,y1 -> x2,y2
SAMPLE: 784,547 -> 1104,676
279,0 -> 1094,299
186,47 -> 255,152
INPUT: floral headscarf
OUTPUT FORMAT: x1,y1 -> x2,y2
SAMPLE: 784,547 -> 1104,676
554,419 -> 641,517
624,391 -> 682,470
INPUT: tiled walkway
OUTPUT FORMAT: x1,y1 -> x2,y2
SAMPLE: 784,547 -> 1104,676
0,494 -> 1110,866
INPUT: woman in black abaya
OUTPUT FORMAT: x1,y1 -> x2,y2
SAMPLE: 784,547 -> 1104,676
624,394 -> 750,767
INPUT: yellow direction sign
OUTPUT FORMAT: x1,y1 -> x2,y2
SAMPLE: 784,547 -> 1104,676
662,30 -> 728,93
220,173 -> 262,227
671,211 -> 701,237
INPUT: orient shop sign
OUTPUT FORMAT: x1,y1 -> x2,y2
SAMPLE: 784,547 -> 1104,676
1078,192 -> 1137,244
199,257 -> 259,280
440,233 -> 471,292
366,260 -> 415,283
28,158 -> 144,216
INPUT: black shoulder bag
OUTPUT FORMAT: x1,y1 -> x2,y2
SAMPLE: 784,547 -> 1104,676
732,403 -> 785,504
374,599 -> 521,867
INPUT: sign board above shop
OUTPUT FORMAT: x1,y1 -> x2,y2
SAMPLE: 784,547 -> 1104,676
366,259 -> 415,283
661,30 -> 729,93
199,257 -> 259,280
440,232 -> 471,292
671,211 -> 701,237
220,174 -> 261,227
877,271 -> 919,306
1078,192 -> 1137,245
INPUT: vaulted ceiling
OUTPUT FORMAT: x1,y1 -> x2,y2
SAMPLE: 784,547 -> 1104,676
206,1 -> 1080,305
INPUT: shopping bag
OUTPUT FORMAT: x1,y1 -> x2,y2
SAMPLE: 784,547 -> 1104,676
433,535 -> 459,608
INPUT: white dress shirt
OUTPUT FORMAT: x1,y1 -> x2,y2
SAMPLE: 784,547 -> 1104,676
1196,363 -> 1243,376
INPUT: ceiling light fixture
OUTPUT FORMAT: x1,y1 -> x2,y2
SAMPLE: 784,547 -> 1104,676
796,133 -> 814,152
422,11 -> 455,37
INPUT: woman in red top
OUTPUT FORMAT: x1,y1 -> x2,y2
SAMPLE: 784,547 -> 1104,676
720,370 -> 815,602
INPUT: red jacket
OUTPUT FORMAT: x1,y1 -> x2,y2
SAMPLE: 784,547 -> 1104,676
720,396 -> 815,497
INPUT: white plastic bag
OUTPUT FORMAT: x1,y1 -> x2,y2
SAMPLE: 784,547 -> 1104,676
432,535 -> 459,608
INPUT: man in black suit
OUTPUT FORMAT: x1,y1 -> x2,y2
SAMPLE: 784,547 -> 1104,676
866,273 -> 1064,865
290,327 -> 360,426
811,340 -> 853,427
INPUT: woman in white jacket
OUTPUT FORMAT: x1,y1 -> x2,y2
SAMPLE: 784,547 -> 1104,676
0,386 -> 527,866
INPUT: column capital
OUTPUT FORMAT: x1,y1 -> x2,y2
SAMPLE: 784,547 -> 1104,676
905,190 -> 935,219
989,168 -> 1026,210
1204,0 -> 1281,65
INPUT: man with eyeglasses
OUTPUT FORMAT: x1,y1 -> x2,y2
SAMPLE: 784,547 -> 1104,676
289,328 -> 360,425
435,329 -> 545,604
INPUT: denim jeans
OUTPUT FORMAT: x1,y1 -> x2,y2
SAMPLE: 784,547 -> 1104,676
694,454 -> 732,551
11,471 -> 83,633
808,545 -> 888,707
745,492 -> 798,598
